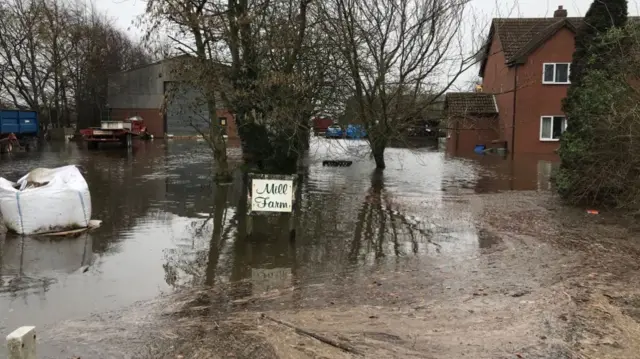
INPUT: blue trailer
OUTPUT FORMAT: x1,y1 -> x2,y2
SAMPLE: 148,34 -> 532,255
0,110 -> 39,152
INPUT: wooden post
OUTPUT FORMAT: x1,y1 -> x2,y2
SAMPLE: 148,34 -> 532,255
6,326 -> 36,359
246,214 -> 253,238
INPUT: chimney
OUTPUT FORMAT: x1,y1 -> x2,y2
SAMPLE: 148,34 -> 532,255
554,5 -> 568,18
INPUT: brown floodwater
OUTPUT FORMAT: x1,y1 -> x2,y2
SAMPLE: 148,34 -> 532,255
0,139 -> 559,340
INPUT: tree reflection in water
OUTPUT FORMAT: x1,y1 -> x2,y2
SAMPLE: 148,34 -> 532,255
162,167 -> 444,301
348,170 -> 442,266
162,182 -> 234,289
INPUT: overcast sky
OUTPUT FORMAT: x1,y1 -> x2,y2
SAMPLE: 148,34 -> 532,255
97,0 -> 640,40
95,0 -> 640,88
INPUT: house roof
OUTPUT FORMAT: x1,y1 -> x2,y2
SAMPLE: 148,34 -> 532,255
112,54 -> 231,75
494,18 -> 581,63
444,93 -> 498,115
479,16 -> 640,76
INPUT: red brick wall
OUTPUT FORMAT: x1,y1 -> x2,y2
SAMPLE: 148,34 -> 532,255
216,109 -> 238,140
453,152 -> 560,192
481,26 -> 575,155
446,115 -> 501,154
514,27 -> 574,154
482,34 -> 514,150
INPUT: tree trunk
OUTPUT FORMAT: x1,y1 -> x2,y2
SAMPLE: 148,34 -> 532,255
299,121 -> 310,150
213,146 -> 231,182
372,145 -> 386,169
192,22 -> 230,182
235,111 -> 255,165
207,97 -> 231,182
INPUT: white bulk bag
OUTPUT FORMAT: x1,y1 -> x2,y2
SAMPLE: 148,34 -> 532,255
0,165 -> 91,234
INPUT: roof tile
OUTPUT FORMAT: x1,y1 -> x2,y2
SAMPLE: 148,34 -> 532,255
493,17 -> 583,63
445,93 -> 498,115
491,17 -> 640,64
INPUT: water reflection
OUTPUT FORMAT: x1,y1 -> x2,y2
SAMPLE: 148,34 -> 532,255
0,139 -> 557,336
159,165 -> 481,295
162,182 -> 235,289
448,151 -> 560,193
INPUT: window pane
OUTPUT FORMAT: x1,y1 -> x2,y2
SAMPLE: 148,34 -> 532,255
541,117 -> 552,139
544,64 -> 554,82
552,117 -> 565,139
555,64 -> 569,83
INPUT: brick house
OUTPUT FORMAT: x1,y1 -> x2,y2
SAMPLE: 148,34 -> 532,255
107,56 -> 237,140
444,93 -> 499,153
446,5 -> 583,154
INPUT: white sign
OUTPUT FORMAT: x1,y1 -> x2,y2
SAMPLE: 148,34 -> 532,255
251,178 -> 293,212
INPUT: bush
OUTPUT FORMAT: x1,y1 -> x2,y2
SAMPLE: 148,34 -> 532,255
569,0 -> 628,86
557,24 -> 640,208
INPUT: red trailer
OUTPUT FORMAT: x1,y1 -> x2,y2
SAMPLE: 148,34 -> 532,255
80,116 -> 147,150
312,117 -> 334,135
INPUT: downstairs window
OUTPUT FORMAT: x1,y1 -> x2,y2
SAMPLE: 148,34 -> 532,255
540,116 -> 567,141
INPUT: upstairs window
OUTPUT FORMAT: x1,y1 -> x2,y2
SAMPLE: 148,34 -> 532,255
543,63 -> 570,84
540,116 -> 567,141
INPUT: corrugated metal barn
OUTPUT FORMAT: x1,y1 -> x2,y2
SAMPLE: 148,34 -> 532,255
107,56 -> 236,139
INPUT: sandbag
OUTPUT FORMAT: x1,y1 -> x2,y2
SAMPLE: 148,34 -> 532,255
0,165 -> 92,234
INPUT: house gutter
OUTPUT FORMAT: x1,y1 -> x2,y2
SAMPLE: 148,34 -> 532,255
511,65 -> 518,154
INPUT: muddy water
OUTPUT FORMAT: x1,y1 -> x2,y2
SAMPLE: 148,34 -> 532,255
0,139 -> 558,339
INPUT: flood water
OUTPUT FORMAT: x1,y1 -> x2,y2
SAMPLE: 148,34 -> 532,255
0,139 -> 559,337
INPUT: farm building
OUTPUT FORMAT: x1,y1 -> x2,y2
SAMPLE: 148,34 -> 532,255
107,56 -> 237,139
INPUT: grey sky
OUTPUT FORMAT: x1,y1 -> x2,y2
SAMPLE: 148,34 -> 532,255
94,0 -> 146,38
99,0 -> 640,40
96,0 -> 640,88
473,0 -> 639,19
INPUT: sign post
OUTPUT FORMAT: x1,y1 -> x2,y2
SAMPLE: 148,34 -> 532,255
246,173 -> 297,238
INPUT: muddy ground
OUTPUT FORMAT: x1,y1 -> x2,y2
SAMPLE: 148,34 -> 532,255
36,190 -> 640,359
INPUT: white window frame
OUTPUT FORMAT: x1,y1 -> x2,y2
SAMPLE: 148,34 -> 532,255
542,63 -> 571,84
539,115 -> 567,141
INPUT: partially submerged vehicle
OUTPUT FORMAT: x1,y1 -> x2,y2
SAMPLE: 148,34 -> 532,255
80,116 -> 147,149
0,110 -> 39,152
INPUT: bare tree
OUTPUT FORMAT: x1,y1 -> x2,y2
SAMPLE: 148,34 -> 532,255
0,0 -> 50,112
142,0 -> 240,180
67,4 -> 150,130
320,0 -> 479,169
0,0 -> 150,130
144,0 -> 337,174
